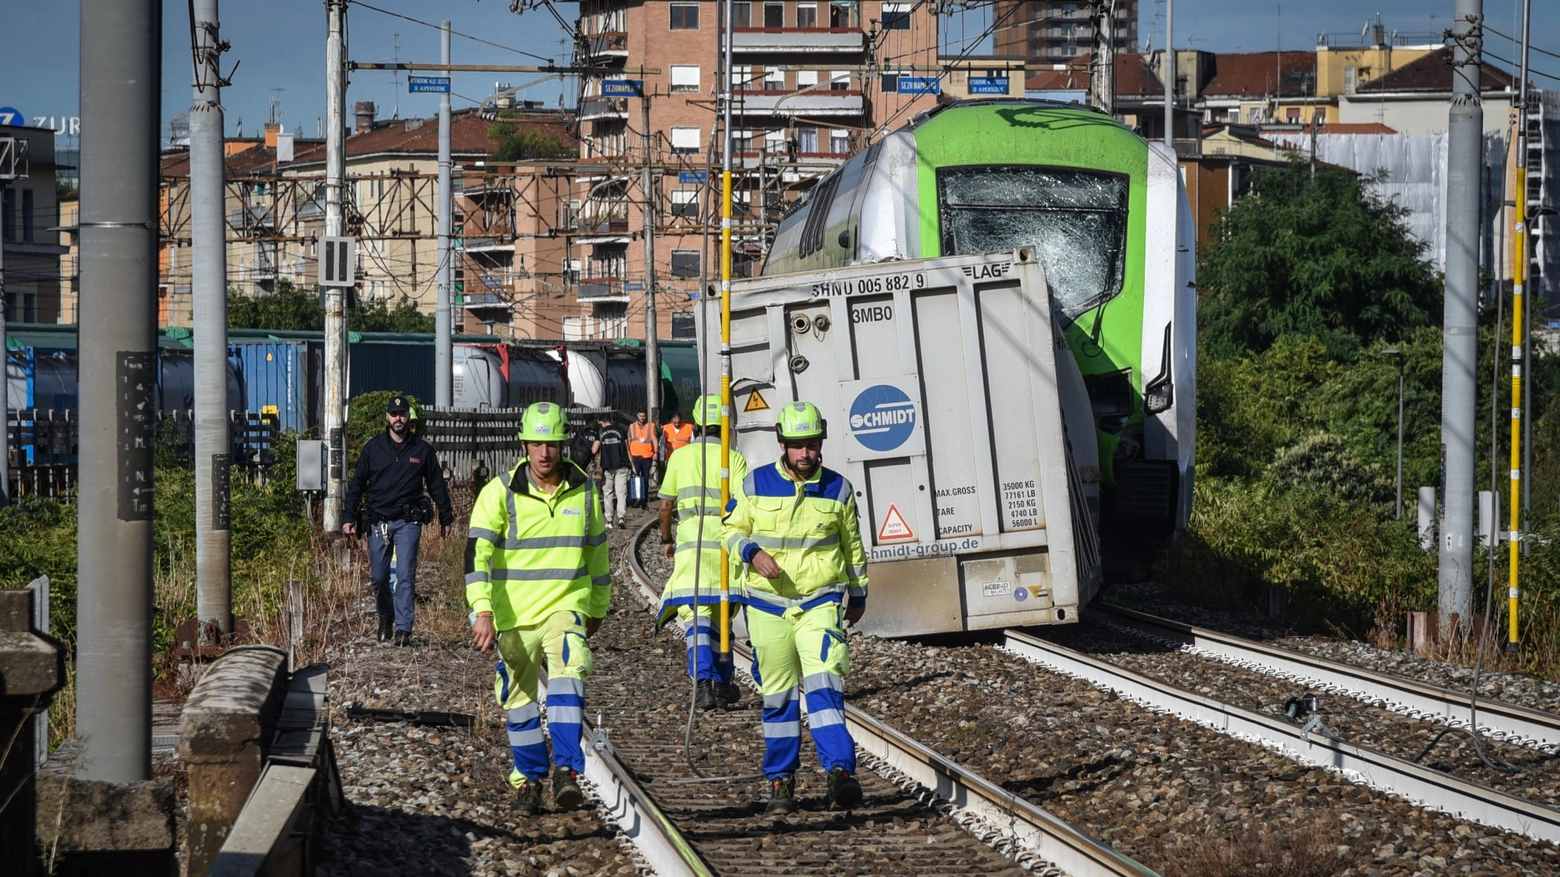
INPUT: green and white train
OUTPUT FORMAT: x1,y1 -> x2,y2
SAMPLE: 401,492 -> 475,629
710,100 -> 1195,634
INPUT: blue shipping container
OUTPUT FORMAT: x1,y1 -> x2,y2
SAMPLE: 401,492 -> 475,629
350,341 -> 434,406
234,340 -> 316,434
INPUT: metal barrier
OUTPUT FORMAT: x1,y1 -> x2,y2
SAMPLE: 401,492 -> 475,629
6,409 -> 278,500
421,406 -> 611,513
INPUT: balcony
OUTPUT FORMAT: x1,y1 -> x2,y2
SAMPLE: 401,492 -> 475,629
579,97 -> 629,122
459,292 -> 513,311
575,215 -> 630,244
587,32 -> 628,61
733,89 -> 864,117
732,28 -> 866,55
577,277 -> 630,303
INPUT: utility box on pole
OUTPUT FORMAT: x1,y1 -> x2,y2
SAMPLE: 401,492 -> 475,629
319,235 -> 355,287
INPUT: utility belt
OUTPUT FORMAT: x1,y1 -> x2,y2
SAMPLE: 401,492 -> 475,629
364,495 -> 435,526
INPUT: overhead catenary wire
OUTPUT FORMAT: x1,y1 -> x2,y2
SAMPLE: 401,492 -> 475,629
348,0 -> 556,63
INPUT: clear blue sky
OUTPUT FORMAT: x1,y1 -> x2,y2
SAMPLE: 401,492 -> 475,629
2,1 -> 1558,144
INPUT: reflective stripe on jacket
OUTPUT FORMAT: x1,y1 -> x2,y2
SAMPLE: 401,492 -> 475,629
654,439 -> 748,629
465,458 -> 610,630
628,422 -> 656,458
722,459 -> 868,608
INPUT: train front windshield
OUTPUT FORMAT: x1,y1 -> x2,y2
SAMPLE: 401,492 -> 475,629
937,166 -> 1129,320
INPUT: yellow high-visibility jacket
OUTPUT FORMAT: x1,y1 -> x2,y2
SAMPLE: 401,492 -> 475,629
466,458 -> 610,630
722,459 -> 868,614
654,438 -> 748,629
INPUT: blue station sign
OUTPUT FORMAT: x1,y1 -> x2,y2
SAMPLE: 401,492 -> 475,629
968,77 -> 1010,95
602,80 -> 644,97
408,76 -> 451,94
679,171 -> 708,184
897,76 -> 941,95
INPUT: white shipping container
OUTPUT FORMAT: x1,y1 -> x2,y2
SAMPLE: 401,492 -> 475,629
706,248 -> 1101,637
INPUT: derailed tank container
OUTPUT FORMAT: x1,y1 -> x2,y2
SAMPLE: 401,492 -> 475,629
156,348 -> 244,415
707,249 -> 1102,637
6,347 -> 77,412
506,347 -> 567,409
453,345 -> 506,409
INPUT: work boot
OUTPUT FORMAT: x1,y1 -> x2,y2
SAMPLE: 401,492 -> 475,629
715,681 -> 743,708
512,777 -> 543,816
826,767 -> 863,810
377,615 -> 393,643
765,776 -> 796,815
552,766 -> 585,811
694,679 -> 719,711
393,630 -> 412,648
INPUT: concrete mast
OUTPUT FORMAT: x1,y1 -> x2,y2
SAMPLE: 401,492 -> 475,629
76,0 -> 160,782
1164,0 -> 1173,148
642,93 -> 660,421
435,20 -> 453,407
191,0 -> 232,637
1440,0 -> 1484,630
323,0 -> 348,532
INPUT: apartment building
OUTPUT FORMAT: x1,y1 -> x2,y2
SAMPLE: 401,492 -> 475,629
0,123 -> 67,324
157,105 -> 580,337
571,0 -> 939,341
994,0 -> 1137,66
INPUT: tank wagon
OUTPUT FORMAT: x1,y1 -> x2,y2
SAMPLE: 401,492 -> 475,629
707,100 -> 1196,637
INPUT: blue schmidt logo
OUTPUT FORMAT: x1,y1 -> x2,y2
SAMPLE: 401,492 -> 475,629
848,385 -> 917,452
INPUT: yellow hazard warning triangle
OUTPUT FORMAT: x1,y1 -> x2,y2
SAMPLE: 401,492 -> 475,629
743,390 -> 770,412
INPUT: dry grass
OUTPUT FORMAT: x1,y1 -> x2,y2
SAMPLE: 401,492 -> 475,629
1159,819 -> 1354,877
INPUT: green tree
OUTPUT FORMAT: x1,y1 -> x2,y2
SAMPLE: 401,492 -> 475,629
1197,160 -> 1441,361
349,296 -> 435,333
487,112 -> 575,163
227,279 -> 324,331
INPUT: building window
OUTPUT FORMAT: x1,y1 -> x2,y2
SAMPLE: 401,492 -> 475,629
671,190 -> 699,219
797,3 -> 817,27
732,2 -> 751,27
882,2 -> 911,30
671,250 -> 701,278
733,129 -> 754,153
880,72 -> 899,92
830,128 -> 849,153
671,65 -> 701,94
797,126 -> 818,153
1,188 -> 13,242
764,2 -> 784,28
21,189 -> 33,243
670,3 -> 699,30
797,70 -> 819,89
670,126 -> 701,154
830,1 -> 855,28
765,66 -> 785,91
764,129 -> 787,153
1285,107 -> 1301,123
1344,66 -> 1357,95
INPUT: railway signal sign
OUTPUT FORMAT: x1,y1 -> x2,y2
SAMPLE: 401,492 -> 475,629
320,236 -> 355,287
408,76 -> 451,93
602,79 -> 644,97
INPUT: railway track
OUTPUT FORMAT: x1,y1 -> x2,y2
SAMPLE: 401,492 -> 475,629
597,520 -> 1158,877
1008,608 -> 1560,846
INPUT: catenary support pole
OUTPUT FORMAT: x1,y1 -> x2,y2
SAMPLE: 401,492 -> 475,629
76,0 -> 159,783
1508,0 -> 1532,650
718,0 -> 735,663
191,0 -> 232,637
1164,0 -> 1173,148
435,20 -> 453,408
642,92 -> 660,422
323,0 -> 348,532
1441,0 -> 1483,633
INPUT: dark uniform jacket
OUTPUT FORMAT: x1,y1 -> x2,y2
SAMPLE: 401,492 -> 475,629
345,430 -> 454,526
595,424 -> 631,471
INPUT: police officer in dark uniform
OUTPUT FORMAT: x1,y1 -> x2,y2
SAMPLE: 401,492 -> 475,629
344,395 -> 455,646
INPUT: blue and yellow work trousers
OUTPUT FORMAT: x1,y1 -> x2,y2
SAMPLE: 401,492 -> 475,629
492,610 -> 593,785
677,605 -> 735,684
747,597 -> 855,779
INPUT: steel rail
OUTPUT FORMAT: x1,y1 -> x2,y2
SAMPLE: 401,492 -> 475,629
626,520 -> 1157,877
579,713 -> 712,877
1094,604 -> 1560,752
1004,628 -> 1560,845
